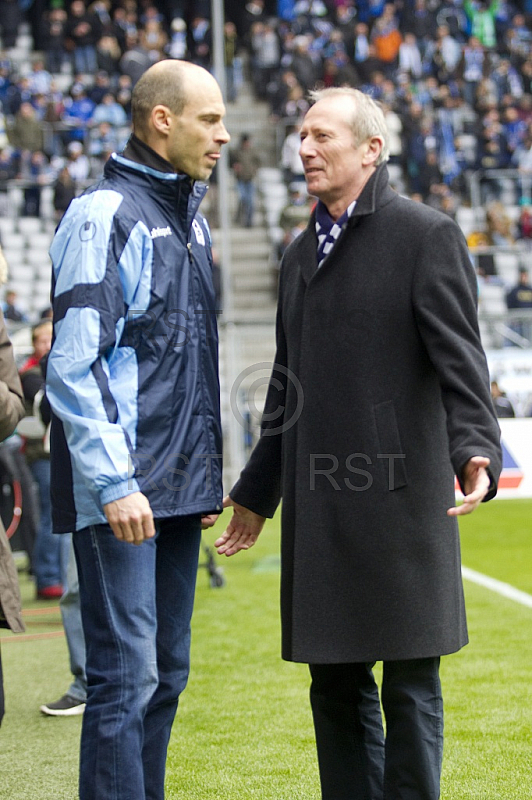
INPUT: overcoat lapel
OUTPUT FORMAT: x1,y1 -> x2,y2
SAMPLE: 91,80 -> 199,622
295,222 -> 319,285
294,165 -> 396,286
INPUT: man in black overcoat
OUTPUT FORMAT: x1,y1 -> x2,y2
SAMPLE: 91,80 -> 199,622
216,87 -> 502,800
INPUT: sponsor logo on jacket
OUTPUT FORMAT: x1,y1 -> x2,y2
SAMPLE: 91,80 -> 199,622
192,219 -> 205,246
150,226 -> 172,239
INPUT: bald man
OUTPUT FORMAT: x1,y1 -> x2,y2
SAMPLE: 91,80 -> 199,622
46,61 -> 230,800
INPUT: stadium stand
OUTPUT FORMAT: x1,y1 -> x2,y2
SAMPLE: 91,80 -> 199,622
0,1 -> 530,361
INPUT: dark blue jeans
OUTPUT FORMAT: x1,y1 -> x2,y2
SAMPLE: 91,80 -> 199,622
74,515 -> 201,800
31,458 -> 70,590
309,658 -> 443,800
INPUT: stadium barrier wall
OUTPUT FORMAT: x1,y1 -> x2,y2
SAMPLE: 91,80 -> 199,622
495,418 -> 532,499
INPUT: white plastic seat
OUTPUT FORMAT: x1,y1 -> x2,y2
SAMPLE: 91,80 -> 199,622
7,278 -> 33,298
8,263 -> 35,282
26,231 -> 53,251
0,217 -> 15,240
495,251 -> 520,283
1,233 -> 25,251
257,167 -> 284,184
478,282 -> 507,316
17,217 -> 44,235
35,281 -> 52,299
25,248 -> 52,269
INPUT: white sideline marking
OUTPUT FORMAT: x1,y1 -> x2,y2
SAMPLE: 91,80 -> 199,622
462,566 -> 532,609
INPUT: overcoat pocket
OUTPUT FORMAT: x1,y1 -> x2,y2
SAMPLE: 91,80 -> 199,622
374,400 -> 408,491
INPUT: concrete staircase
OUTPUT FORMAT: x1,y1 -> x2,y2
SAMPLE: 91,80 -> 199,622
211,76 -> 279,326
209,79 -> 281,483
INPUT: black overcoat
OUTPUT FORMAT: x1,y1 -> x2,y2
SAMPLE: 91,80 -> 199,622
232,166 -> 502,664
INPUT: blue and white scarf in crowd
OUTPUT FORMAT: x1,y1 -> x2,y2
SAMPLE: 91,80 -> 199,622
315,199 -> 357,267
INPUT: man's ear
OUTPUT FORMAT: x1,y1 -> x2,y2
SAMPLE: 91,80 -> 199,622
362,135 -> 384,166
151,105 -> 172,135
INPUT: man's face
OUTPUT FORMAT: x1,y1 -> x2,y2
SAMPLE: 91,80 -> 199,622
299,97 -> 376,212
166,76 -> 230,181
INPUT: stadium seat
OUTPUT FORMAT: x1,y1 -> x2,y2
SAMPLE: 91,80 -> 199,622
17,217 -> 44,235
495,251 -> 521,283
0,217 -> 16,240
456,206 -> 485,237
8,263 -> 35,282
257,167 -> 284,184
478,282 -> 507,316
26,230 -> 54,250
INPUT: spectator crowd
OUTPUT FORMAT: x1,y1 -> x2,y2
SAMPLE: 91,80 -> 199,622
258,0 -> 532,220
0,0 -> 530,224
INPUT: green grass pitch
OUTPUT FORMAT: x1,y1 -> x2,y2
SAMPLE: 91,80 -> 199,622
0,499 -> 530,799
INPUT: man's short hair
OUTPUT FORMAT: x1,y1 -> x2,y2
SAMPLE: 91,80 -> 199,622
131,63 -> 189,136
308,87 -> 390,165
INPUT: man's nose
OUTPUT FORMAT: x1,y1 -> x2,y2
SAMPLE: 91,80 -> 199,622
299,138 -> 313,159
217,123 -> 230,144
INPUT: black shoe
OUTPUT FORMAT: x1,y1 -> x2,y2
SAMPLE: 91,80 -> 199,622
40,693 -> 86,717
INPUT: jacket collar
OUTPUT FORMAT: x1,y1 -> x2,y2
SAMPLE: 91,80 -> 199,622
122,133 -> 176,173
104,153 -> 208,224
295,164 -> 395,285
349,163 -> 395,220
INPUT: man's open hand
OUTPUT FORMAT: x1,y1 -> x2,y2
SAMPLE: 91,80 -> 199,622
447,456 -> 491,517
214,496 -> 266,556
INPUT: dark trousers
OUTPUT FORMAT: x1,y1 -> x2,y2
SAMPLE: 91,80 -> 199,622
309,658 -> 443,800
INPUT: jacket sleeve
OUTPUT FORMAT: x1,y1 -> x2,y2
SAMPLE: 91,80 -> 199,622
0,310 -> 25,442
46,190 -> 147,506
230,265 -> 287,518
412,214 -> 502,498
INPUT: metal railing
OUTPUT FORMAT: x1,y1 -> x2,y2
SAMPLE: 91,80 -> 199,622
479,309 -> 532,349
467,168 -> 532,208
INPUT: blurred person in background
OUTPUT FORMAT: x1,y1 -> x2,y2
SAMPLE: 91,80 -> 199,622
20,150 -> 52,218
39,531 -> 88,716
88,70 -> 112,106
490,380 -> 516,418
139,16 -> 168,62
65,140 -> 90,183
0,307 -> 26,727
231,132 -> 261,227
20,321 -> 68,600
506,267 -> 532,343
88,120 -> 121,163
53,164 -> 77,223
0,0 -> 21,50
485,200 -> 515,246
371,3 -> 402,76
95,34 -> 123,75
516,205 -> 532,243
119,31 -> 153,86
39,7 -> 69,74
167,16 -> 188,60
90,91 -> 128,128
61,83 -> 96,145
0,147 -> 16,216
64,0 -> 102,75
281,122 -> 306,185
188,15 -> 212,69
7,102 -> 44,165
2,290 -> 27,325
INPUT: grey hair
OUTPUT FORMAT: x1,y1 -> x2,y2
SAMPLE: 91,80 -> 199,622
308,87 -> 390,164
